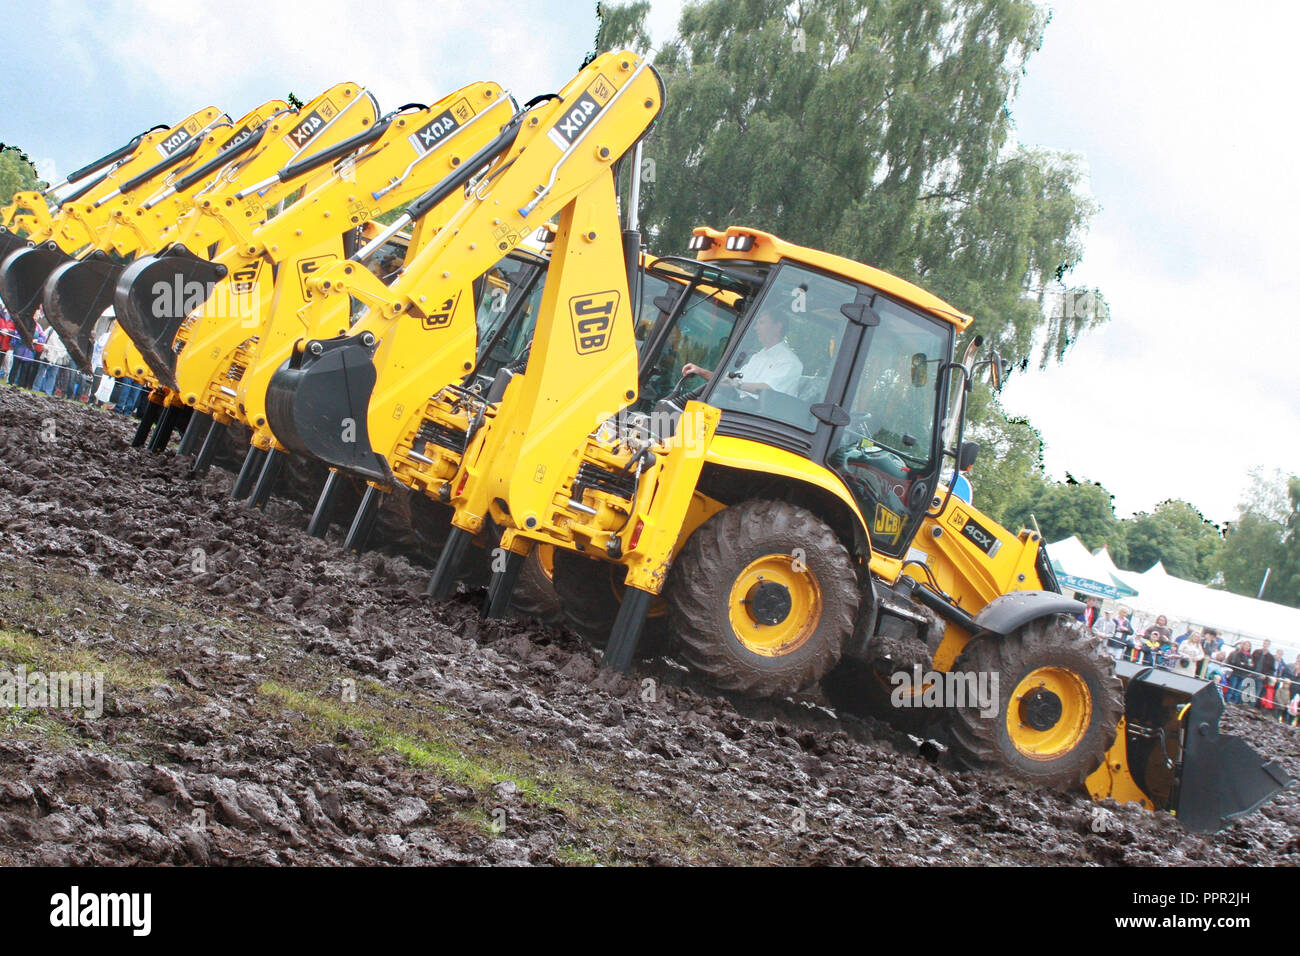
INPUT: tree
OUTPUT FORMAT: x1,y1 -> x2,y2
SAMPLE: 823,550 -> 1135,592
1013,475 -> 1122,552
1216,468 -> 1300,607
1121,499 -> 1222,583
596,0 -> 1107,370
0,146 -> 44,208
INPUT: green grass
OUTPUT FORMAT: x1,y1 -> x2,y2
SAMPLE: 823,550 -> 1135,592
257,680 -> 564,807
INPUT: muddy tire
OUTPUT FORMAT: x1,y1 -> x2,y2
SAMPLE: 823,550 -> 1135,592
822,656 -> 940,733
944,614 -> 1123,790
665,499 -> 858,698
551,548 -> 670,656
506,545 -> 562,623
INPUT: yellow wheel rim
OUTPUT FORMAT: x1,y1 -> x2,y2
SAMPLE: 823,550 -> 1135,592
535,544 -> 554,580
1005,666 -> 1092,760
727,554 -> 822,657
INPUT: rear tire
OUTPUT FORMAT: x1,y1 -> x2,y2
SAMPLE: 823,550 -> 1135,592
944,614 -> 1122,790
666,499 -> 858,697
507,545 -> 562,623
551,548 -> 670,656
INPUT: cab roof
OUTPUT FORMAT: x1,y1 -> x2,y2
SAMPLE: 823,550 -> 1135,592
691,225 -> 973,331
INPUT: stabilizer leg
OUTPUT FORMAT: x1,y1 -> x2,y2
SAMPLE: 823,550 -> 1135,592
426,527 -> 472,600
231,446 -> 267,500
248,448 -> 286,510
306,469 -> 345,538
481,550 -> 526,620
344,484 -> 384,553
602,587 -> 654,673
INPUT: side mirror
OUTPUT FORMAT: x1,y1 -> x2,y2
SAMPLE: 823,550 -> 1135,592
910,352 -> 928,387
958,440 -> 980,471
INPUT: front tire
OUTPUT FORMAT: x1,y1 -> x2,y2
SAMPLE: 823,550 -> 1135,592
944,615 -> 1122,790
666,499 -> 858,698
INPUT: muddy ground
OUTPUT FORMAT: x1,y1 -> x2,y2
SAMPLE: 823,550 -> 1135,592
0,387 -> 1295,865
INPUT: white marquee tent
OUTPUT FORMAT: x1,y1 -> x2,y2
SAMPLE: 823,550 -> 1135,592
1047,536 -> 1300,660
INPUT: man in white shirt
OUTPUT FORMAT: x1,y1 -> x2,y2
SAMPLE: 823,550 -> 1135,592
682,312 -> 803,396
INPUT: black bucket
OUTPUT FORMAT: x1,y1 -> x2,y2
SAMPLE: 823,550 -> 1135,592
264,331 -> 388,482
42,251 -> 123,373
0,242 -> 73,349
1118,661 -> 1292,832
113,245 -> 226,392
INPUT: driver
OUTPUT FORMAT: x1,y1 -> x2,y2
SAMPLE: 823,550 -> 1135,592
681,311 -> 802,395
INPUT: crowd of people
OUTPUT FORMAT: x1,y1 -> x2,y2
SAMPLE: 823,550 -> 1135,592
0,305 -> 146,415
1077,597 -> 1298,725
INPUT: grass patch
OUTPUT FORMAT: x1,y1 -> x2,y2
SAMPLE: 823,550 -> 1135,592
258,680 -> 563,807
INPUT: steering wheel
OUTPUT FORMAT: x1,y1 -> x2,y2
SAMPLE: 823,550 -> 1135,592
664,373 -> 706,405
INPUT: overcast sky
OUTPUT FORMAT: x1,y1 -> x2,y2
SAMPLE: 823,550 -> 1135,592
3,0 -> 1295,526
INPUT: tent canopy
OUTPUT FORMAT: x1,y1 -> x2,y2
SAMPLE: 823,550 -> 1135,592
1047,537 -> 1138,600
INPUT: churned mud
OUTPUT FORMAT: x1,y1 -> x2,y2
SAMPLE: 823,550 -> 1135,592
0,388 -> 1295,865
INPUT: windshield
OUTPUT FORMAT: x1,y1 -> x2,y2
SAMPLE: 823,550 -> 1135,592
635,270 -> 743,411
473,254 -> 545,376
702,263 -> 856,432
831,296 -> 952,554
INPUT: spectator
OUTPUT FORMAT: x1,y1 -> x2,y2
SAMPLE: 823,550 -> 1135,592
1140,615 -> 1172,667
1096,610 -> 1118,655
1251,640 -> 1276,689
34,329 -> 68,395
0,305 -> 15,380
1077,596 -> 1101,629
1175,633 -> 1206,676
1226,641 -> 1253,703
1201,628 -> 1223,657
1276,660 -> 1293,721
1114,608 -> 1135,659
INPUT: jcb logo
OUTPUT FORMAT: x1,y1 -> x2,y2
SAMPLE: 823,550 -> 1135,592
230,262 -> 260,295
285,109 -> 327,150
570,291 -> 619,355
296,254 -> 337,299
421,290 -> 461,331
874,504 -> 902,540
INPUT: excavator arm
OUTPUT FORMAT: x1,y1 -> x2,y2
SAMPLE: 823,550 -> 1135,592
264,52 -> 662,496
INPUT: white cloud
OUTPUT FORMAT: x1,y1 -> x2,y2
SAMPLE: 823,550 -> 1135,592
1002,0 -> 1300,523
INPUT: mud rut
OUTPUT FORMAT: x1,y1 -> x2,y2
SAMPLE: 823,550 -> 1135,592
0,388 -> 1295,865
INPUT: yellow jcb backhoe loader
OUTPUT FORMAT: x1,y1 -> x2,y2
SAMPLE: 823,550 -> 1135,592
57,83 -> 383,454
114,81 -> 514,490
0,106 -> 226,349
257,52 -> 662,535
405,215 -> 1287,832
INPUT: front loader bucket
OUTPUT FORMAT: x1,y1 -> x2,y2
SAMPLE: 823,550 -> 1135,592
43,252 -> 123,373
264,331 -> 389,482
114,246 -> 227,392
0,227 -> 28,263
0,243 -> 73,349
1110,661 -> 1291,832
